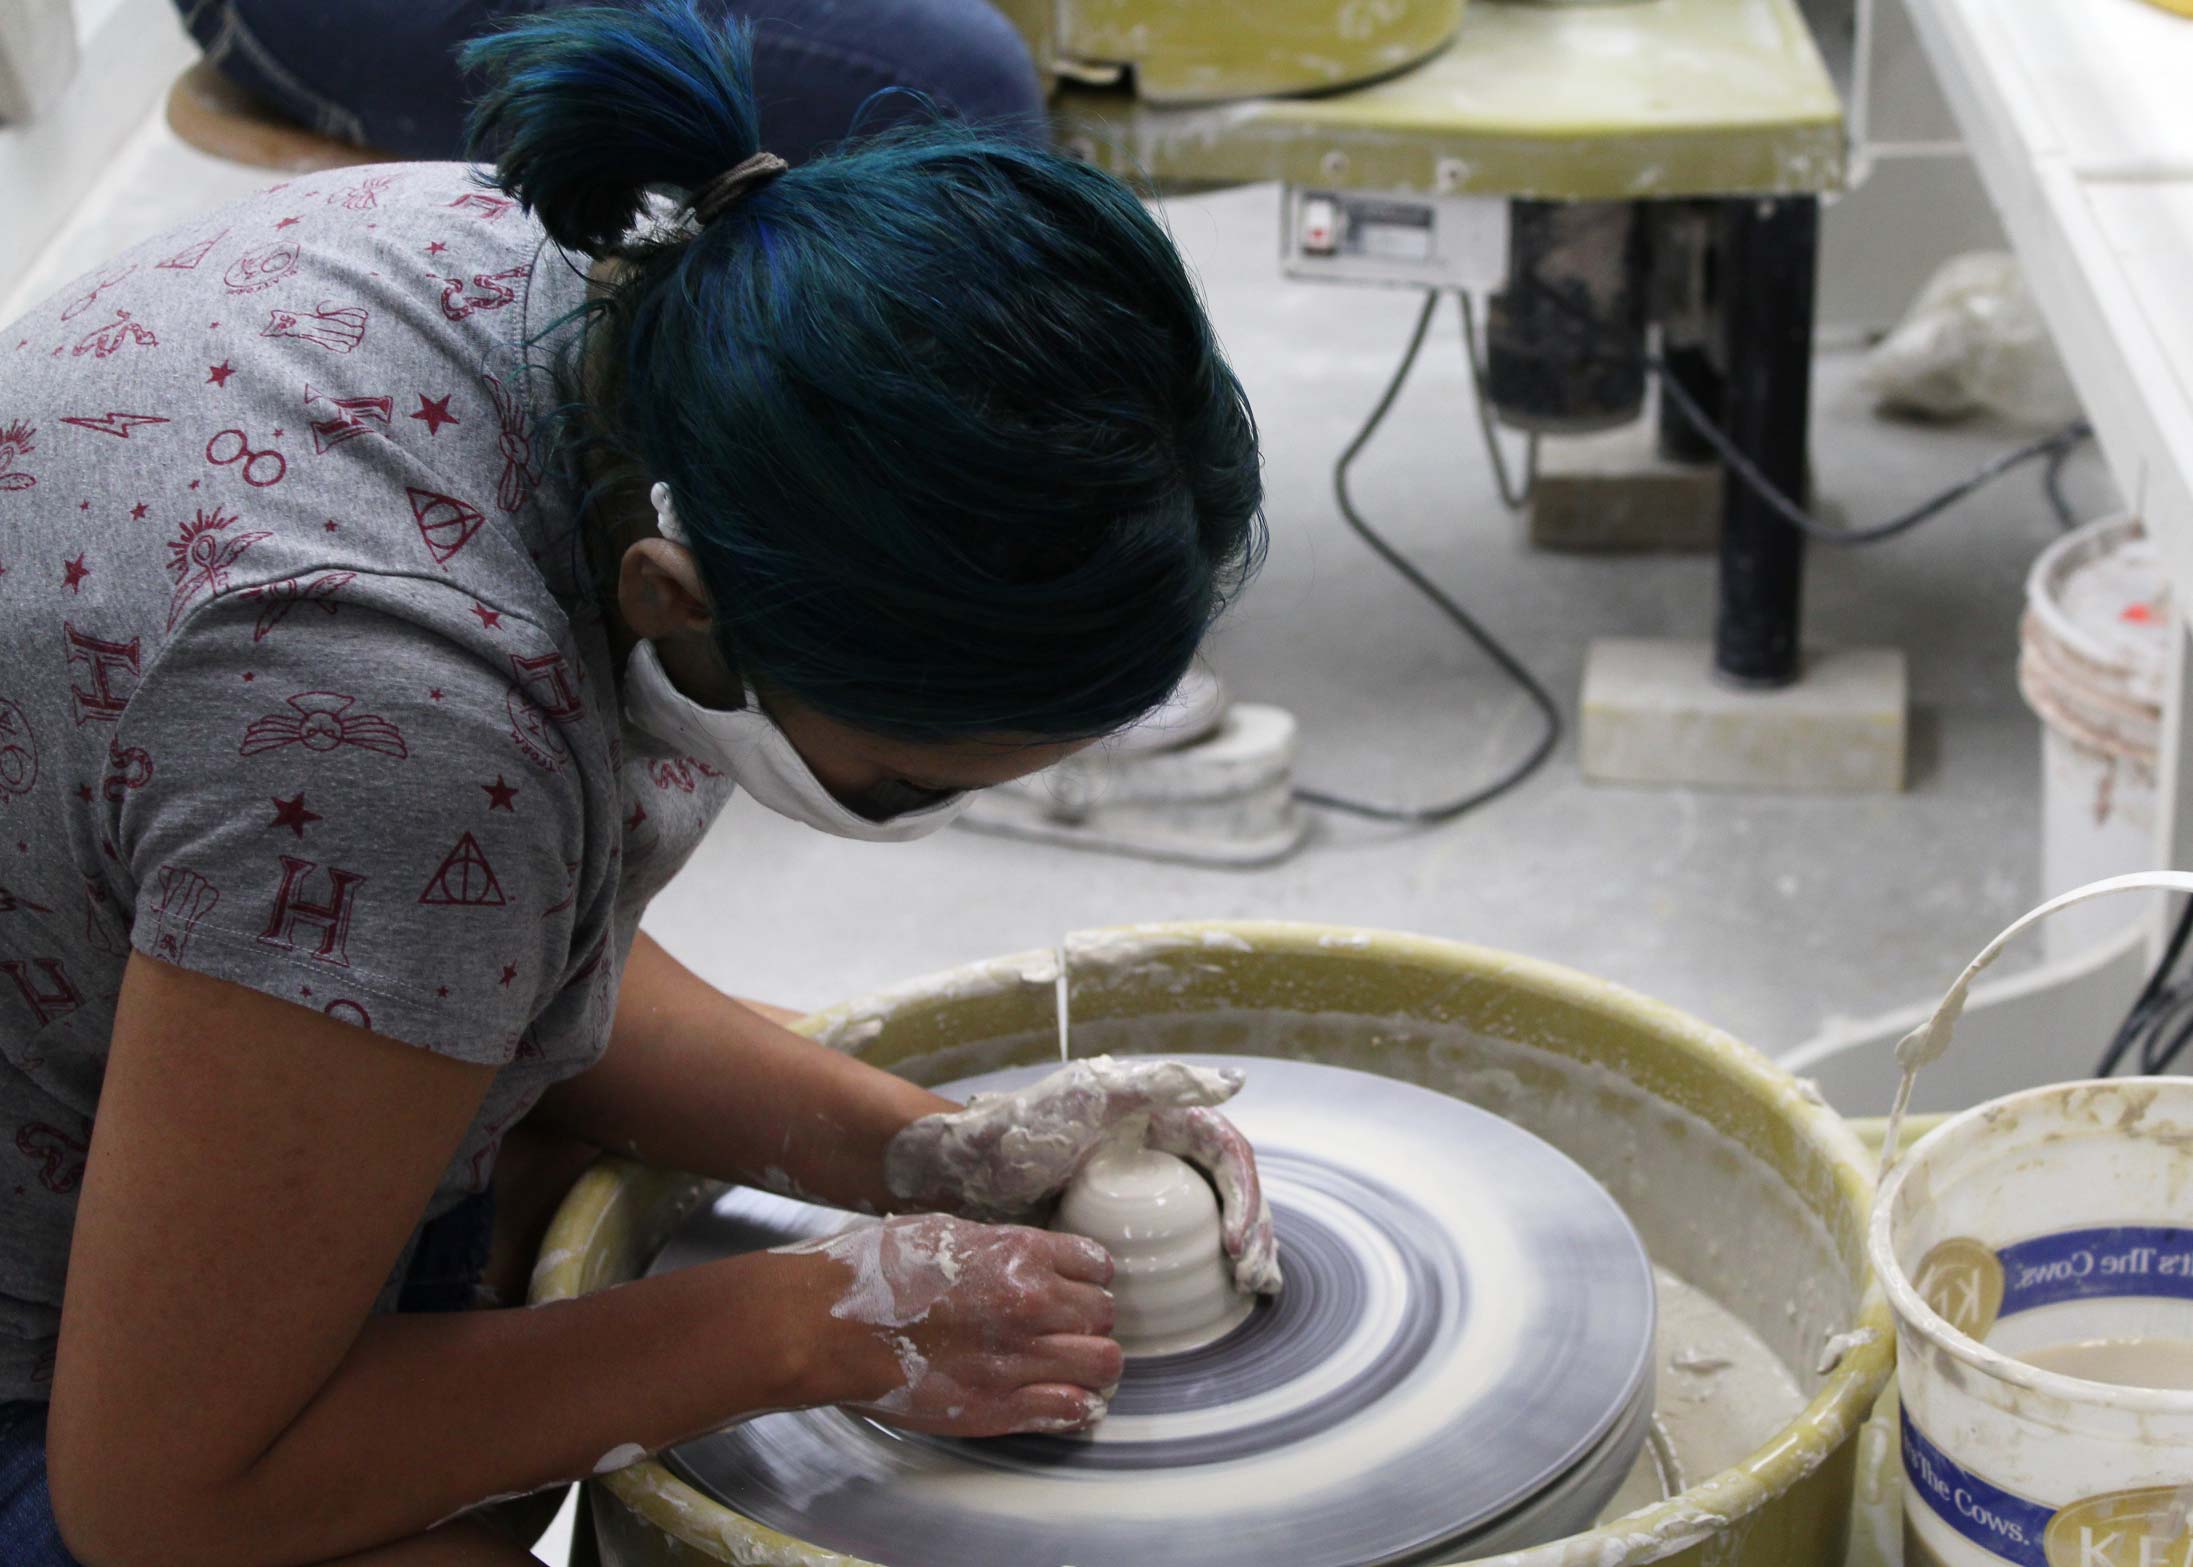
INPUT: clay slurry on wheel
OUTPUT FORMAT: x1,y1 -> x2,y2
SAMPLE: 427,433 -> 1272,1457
644,1056 -> 1659,1567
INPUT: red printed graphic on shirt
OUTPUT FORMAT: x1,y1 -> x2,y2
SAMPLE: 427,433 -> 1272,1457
304,386 -> 392,453
261,301 -> 367,354
64,623 -> 141,726
14,1119 -> 89,1194
328,174 -> 393,211
323,998 -> 372,1028
1,959 -> 81,1028
509,651 -> 582,724
204,428 -> 286,488
71,310 -> 156,359
647,756 -> 723,793
482,373 -> 537,513
419,832 -> 507,908
81,881 -> 125,956
409,393 -> 459,436
0,698 -> 37,797
59,264 -> 137,323
256,855 -> 364,966
224,241 -> 300,295
146,864 -> 221,963
0,421 -> 34,492
102,739 -> 152,802
448,192 -> 516,222
406,486 -> 484,566
505,686 -> 570,773
240,691 -> 408,759
241,571 -> 355,641
437,265 -> 527,323
166,505 -> 273,630
541,859 -> 579,920
157,229 -> 227,271
0,881 -> 54,915
58,412 -> 169,440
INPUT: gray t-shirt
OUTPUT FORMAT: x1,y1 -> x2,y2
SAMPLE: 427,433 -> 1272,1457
0,164 -> 734,1401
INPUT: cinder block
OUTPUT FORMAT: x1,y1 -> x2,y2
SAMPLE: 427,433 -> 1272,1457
1580,638 -> 1908,793
1528,421 -> 1722,553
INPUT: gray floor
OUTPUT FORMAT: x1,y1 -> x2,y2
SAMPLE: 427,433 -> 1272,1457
650,183 -> 2110,1059
5,121 -> 2109,1062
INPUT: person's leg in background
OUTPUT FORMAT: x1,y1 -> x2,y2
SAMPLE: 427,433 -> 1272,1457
168,0 -> 1048,162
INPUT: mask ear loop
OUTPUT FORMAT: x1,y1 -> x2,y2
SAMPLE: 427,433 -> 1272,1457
648,481 -> 693,548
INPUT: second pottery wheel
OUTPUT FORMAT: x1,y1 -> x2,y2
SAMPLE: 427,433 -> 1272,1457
647,1056 -> 1658,1566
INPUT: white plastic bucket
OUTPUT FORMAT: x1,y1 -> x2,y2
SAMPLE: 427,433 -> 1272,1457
1876,1081 -> 2193,1566
2018,517 -> 2168,961
1873,873 -> 2193,1567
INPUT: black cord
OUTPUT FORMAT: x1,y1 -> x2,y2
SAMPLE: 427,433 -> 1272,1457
1502,269 -> 2097,545
1652,361 -> 2092,547
1457,292 -> 1537,512
2097,895 -> 2193,1077
2044,436 -> 2084,532
1291,275 -> 2095,829
1294,291 -> 1565,825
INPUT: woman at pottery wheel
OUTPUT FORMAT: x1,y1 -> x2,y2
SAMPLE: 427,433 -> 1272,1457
0,3 -> 1277,1561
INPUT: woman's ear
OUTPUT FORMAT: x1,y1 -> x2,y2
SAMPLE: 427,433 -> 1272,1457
618,538 -> 716,639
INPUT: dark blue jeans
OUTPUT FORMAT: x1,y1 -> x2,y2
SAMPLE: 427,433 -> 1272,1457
172,0 -> 1047,162
0,1190 -> 498,1566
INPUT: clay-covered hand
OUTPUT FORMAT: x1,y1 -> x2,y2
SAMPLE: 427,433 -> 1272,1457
883,1056 -> 1283,1296
777,1213 -> 1121,1437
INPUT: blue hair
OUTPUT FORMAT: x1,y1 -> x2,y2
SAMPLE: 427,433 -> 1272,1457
464,0 -> 1264,742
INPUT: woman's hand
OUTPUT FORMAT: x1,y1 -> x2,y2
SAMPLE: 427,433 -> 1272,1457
779,1214 -> 1121,1437
881,1057 -> 1282,1296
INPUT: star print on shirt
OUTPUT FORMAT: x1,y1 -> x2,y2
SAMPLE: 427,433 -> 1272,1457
61,554 -> 90,592
499,964 -> 517,987
435,985 -> 450,998
275,216 -> 301,230
626,803 -> 648,832
129,503 -> 146,520
207,362 -> 235,386
425,241 -> 447,256
268,793 -> 322,837
468,602 -> 501,631
481,776 -> 519,811
410,394 -> 458,436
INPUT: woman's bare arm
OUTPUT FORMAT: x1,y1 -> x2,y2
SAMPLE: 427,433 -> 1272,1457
45,953 -> 860,1567
531,930 -> 958,1211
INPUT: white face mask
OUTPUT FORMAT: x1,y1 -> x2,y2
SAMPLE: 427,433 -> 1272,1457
621,638 -> 972,843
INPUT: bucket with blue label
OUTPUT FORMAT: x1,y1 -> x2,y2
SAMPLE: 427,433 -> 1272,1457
1872,873 -> 2193,1567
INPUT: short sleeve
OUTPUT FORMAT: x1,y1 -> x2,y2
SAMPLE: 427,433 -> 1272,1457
111,586 -> 592,1065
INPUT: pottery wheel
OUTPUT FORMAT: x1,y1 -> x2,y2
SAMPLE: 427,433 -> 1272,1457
645,1056 -> 1658,1566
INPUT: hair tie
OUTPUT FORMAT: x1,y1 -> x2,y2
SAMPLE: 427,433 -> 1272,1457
648,481 -> 692,548
688,151 -> 789,225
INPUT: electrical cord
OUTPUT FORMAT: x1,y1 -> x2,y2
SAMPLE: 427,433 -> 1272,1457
2044,436 -> 2085,532
1504,269 -> 2098,546
1457,291 -> 1538,512
1293,275 -> 2098,829
1653,360 -> 2092,547
2098,895 -> 2193,1077
1293,290 -> 1565,824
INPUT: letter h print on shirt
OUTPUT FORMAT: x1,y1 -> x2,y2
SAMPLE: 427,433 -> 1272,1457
258,856 -> 366,967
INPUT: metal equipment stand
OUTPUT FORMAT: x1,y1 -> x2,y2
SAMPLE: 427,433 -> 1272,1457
1714,196 -> 1820,689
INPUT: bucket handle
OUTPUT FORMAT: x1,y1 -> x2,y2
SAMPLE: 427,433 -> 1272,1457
1880,869 -> 2193,1182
